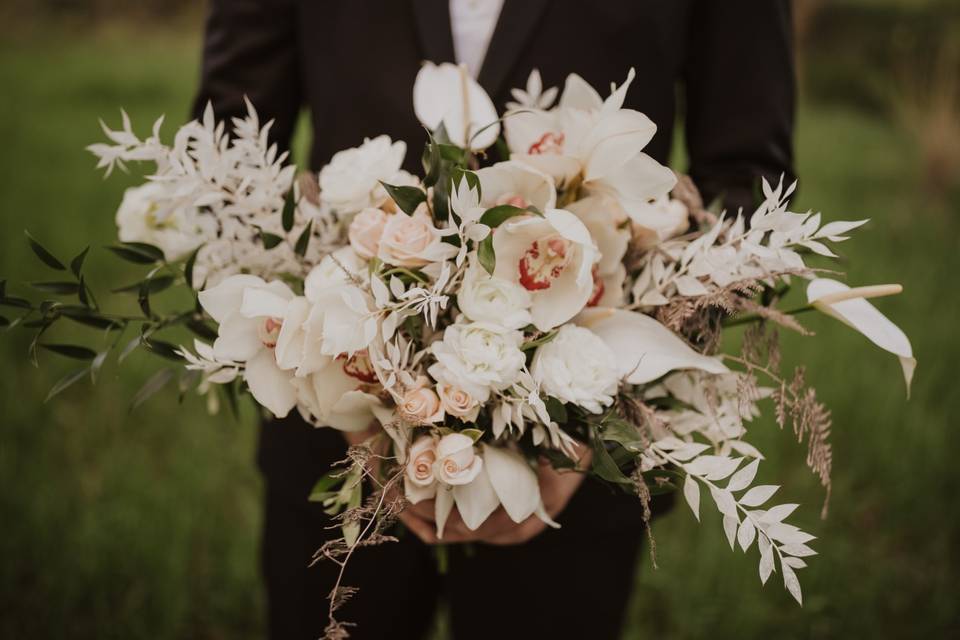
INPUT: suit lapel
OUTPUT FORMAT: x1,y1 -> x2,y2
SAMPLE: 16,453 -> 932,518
412,0 -> 457,64
478,0 -> 550,98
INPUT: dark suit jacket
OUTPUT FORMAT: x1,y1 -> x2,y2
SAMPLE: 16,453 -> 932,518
193,0 -> 795,498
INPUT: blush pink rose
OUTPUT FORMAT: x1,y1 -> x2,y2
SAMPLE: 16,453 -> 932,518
348,207 -> 389,259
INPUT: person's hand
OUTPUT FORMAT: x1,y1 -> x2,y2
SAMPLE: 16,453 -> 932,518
399,443 -> 592,546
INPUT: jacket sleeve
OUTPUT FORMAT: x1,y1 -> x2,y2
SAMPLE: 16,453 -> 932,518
192,0 -> 302,153
683,0 -> 796,214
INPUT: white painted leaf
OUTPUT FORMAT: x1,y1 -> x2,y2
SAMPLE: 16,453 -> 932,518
727,458 -> 760,492
674,275 -> 709,297
683,475 -> 701,521
737,518 -> 757,552
781,561 -> 803,605
760,503 -> 800,524
722,515 -> 738,550
759,544 -> 775,584
799,239 -> 837,258
672,442 -> 712,461
780,543 -> 817,558
389,275 -> 406,298
727,439 -> 765,459
739,484 -> 779,507
782,556 -> 808,569
709,485 -> 738,518
370,276 -> 390,306
814,219 -> 868,239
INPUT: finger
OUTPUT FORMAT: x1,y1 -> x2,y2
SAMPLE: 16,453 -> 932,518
398,510 -> 439,544
405,498 -> 437,522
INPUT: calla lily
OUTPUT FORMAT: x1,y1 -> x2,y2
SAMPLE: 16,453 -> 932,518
492,209 -> 598,330
482,444 -> 557,528
576,307 -> 729,384
807,278 -> 916,394
414,62 -> 500,150
476,161 -> 557,212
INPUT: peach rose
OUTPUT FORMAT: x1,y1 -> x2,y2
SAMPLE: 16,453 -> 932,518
434,432 -> 483,486
436,383 -> 480,421
405,436 -> 438,488
377,209 -> 455,267
398,384 -> 445,425
348,207 -> 389,259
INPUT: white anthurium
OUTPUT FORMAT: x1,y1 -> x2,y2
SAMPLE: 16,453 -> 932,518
807,278 -> 916,394
576,307 -> 729,384
413,61 -> 500,150
566,195 -> 631,307
505,69 -> 677,206
292,353 -> 381,431
476,161 -> 557,212
198,274 -> 300,417
627,194 -> 690,249
491,209 -> 598,330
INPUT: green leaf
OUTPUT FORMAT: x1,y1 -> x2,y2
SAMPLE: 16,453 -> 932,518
600,417 -> 647,453
521,330 -> 558,352
112,275 -> 175,294
477,235 -> 496,275
479,204 -> 527,228
106,245 -> 160,265
31,281 -> 80,295
40,343 -> 98,360
184,246 -> 201,290
260,231 -> 284,249
438,143 -> 467,165
120,242 -> 165,261
143,338 -> 183,361
60,308 -> 120,331
130,368 -> 176,411
294,220 -> 313,257
69,246 -> 90,278
460,428 -> 484,442
45,366 -> 90,403
282,192 -> 297,232
90,350 -> 109,384
544,396 -> 568,424
25,231 -> 66,271
589,428 -> 633,486
186,318 -> 218,341
379,182 -> 427,215
450,168 -> 481,199
0,295 -> 31,309
421,136 -> 442,188
309,473 -> 343,502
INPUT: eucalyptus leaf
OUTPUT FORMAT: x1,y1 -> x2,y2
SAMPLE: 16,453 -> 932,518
106,245 -> 160,265
70,246 -> 90,277
31,281 -> 80,295
40,343 -> 98,360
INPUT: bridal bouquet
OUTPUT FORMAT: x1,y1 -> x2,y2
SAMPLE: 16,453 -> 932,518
2,62 -> 915,634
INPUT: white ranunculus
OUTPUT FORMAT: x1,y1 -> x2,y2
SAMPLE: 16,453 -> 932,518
457,259 -> 533,329
116,182 -> 216,261
377,208 -> 458,268
197,274 -> 299,417
491,209 -> 598,330
532,324 -> 619,414
576,307 -> 729,384
476,161 -> 557,212
292,354 -> 381,431
318,135 -> 406,214
504,69 -> 677,210
414,62 -> 500,150
428,321 -> 526,403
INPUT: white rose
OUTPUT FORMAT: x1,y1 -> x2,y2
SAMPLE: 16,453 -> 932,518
434,433 -> 483,486
428,321 -> 525,403
405,436 -> 439,492
116,183 -> 215,261
377,209 -> 456,267
531,324 -> 619,414
318,135 -> 406,214
457,259 -> 533,330
436,382 -> 480,422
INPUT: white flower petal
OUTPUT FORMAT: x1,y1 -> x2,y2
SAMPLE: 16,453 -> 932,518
213,313 -> 262,362
198,274 -> 266,323
452,465 -> 500,530
413,62 -> 500,150
481,444 -> 540,523
244,348 -> 297,418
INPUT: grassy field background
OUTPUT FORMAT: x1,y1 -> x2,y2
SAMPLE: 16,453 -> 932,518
1,10 -> 958,640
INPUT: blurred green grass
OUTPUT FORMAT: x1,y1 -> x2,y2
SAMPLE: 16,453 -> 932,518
1,19 -> 958,640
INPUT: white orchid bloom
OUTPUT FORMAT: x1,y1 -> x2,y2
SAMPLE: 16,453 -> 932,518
505,69 -> 677,209
198,274 -> 299,417
292,353 -> 381,431
807,278 -> 916,394
414,62 -> 500,150
491,209 -> 598,330
576,307 -> 728,384
476,160 -> 557,212
566,194 -> 630,307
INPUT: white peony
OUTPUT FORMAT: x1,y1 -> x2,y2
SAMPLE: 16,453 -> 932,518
318,135 -> 406,214
116,182 -> 216,261
428,321 -> 525,403
457,259 -> 533,330
491,209 -> 598,331
197,274 -> 300,418
531,324 -> 619,414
